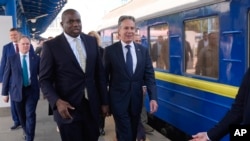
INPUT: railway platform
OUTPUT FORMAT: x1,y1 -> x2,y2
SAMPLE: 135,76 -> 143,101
0,98 -> 170,141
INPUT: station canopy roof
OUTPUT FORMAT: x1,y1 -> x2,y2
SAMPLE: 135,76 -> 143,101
0,0 -> 67,37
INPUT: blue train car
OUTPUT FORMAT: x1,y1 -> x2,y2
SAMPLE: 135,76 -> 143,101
98,0 -> 250,140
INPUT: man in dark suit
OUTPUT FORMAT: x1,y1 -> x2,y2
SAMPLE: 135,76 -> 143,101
190,68 -> 250,141
39,9 -> 109,141
104,15 -> 158,141
0,28 -> 34,130
1,36 -> 40,141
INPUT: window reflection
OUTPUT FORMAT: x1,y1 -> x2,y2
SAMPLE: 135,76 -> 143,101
149,24 -> 169,70
184,17 -> 219,78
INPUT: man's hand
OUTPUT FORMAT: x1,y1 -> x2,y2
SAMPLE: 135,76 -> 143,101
56,99 -> 75,119
190,132 -> 209,141
2,95 -> 9,103
149,100 -> 158,114
101,105 -> 110,117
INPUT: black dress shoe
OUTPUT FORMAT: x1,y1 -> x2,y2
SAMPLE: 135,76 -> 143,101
10,124 -> 21,130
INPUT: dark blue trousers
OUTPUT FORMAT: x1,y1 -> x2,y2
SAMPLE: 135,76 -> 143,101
10,100 -> 20,126
15,86 -> 38,141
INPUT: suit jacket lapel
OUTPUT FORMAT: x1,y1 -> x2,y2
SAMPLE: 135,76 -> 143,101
116,42 -> 130,77
10,43 -> 16,54
60,34 -> 83,71
14,54 -> 22,76
80,34 -> 89,73
134,43 -> 142,76
28,53 -> 36,77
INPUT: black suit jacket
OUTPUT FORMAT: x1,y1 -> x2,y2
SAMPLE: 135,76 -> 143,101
39,33 -> 108,123
208,68 -> 250,140
104,41 -> 157,116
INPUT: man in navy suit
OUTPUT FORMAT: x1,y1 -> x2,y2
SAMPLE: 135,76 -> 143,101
1,36 -> 40,141
39,9 -> 109,141
0,28 -> 34,130
191,68 -> 250,141
104,15 -> 158,141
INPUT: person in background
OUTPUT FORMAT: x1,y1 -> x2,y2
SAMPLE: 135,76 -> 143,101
196,31 -> 208,58
104,15 -> 158,141
184,40 -> 193,72
134,34 -> 154,141
190,67 -> 250,141
88,30 -> 106,136
39,9 -> 109,141
195,32 -> 218,77
160,32 -> 169,70
151,35 -> 165,69
195,31 -> 208,74
1,36 -> 40,141
0,28 -> 34,130
35,38 -> 46,56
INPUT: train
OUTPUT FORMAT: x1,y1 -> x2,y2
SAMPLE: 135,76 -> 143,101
98,0 -> 250,140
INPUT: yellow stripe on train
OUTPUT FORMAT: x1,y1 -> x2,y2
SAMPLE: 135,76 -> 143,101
155,71 -> 239,99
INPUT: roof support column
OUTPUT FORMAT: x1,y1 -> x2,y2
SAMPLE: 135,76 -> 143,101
5,0 -> 17,27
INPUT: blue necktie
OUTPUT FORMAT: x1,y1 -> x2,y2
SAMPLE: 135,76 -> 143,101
22,55 -> 29,87
125,45 -> 133,76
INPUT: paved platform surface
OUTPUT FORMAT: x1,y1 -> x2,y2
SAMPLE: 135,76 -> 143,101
0,99 -> 170,141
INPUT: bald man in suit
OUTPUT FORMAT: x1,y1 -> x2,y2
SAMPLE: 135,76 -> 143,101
39,9 -> 109,141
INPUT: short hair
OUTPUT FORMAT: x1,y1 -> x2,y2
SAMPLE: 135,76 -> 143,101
118,15 -> 135,27
61,9 -> 79,21
10,28 -> 19,32
18,35 -> 30,42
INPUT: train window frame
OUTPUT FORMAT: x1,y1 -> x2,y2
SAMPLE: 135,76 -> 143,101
184,16 -> 220,79
148,23 -> 169,70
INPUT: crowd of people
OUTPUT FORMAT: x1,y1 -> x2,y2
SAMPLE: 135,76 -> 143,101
0,9 -> 158,141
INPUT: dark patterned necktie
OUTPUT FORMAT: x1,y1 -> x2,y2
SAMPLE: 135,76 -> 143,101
125,45 -> 133,76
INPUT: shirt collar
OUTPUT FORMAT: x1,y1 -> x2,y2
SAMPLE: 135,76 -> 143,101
19,52 -> 29,57
64,32 -> 81,42
121,40 -> 133,48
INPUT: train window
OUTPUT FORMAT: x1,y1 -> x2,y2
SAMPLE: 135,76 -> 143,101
112,32 -> 119,43
149,24 -> 169,70
184,16 -> 219,78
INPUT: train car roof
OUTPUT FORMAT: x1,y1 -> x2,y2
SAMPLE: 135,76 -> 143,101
98,0 -> 227,31
0,0 -> 67,38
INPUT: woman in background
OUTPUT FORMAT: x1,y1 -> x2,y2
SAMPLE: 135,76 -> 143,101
88,31 -> 105,136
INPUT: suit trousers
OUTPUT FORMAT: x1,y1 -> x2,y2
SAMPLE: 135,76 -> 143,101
10,100 -> 20,125
113,110 -> 140,141
15,86 -> 39,141
57,98 -> 99,141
